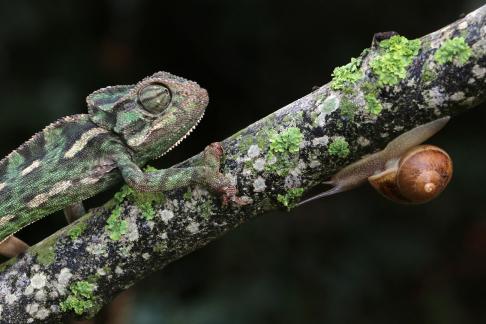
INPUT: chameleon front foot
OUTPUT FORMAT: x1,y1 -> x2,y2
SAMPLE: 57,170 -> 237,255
0,235 -> 29,258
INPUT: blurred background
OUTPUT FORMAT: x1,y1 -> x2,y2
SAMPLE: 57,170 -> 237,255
0,0 -> 485,323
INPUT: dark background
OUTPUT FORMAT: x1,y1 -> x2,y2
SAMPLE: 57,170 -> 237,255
1,0 -> 486,323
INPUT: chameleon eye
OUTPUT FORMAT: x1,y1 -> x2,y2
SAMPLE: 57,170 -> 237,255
138,83 -> 172,114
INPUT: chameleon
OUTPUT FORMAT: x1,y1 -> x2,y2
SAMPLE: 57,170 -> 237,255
0,71 -> 243,257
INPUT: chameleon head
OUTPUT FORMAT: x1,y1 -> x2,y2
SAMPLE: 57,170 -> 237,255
86,71 -> 209,159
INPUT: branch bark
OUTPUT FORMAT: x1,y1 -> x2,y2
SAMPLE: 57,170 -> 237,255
1,5 -> 485,322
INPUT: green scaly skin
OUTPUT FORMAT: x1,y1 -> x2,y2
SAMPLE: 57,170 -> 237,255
0,71 -> 240,246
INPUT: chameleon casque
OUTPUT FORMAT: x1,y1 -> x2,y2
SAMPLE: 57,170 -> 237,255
0,71 -> 241,257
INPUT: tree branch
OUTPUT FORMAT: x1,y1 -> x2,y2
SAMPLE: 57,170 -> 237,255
1,5 -> 485,322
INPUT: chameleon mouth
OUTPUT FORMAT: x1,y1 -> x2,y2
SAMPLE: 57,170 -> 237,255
159,110 -> 205,158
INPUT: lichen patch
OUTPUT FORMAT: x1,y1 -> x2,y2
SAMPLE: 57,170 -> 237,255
253,177 -> 266,192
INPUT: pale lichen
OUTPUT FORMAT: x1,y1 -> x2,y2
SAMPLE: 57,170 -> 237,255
318,95 -> 340,114
253,176 -> 266,192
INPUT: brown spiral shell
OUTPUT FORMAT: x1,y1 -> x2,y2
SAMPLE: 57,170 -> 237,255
368,145 -> 453,204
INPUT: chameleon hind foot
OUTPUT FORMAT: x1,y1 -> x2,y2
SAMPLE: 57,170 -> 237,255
202,142 -> 251,206
0,235 -> 29,258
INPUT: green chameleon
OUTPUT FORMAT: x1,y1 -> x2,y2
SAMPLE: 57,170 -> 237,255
0,71 -> 243,257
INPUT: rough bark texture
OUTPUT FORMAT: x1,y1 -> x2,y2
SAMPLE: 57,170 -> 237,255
1,5 -> 485,323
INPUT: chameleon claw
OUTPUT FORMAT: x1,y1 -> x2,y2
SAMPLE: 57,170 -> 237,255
208,142 -> 224,158
204,142 -> 224,160
218,186 -> 252,206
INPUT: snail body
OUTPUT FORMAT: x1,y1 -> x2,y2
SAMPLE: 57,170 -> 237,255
297,117 -> 452,205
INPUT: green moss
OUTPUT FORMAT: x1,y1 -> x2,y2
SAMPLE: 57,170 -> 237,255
282,114 -> 293,124
199,200 -> 214,220
277,188 -> 304,210
422,65 -> 437,83
330,57 -> 363,92
434,36 -> 472,65
137,202 -> 156,220
238,136 -> 255,155
35,246 -> 56,266
144,165 -> 158,173
31,235 -> 58,266
328,137 -> 350,158
364,94 -> 383,115
183,188 -> 193,201
153,241 -> 168,254
68,221 -> 88,240
113,185 -> 133,204
0,256 -> 17,272
60,281 -> 97,316
256,131 -> 268,150
105,206 -> 128,241
340,97 -> 358,119
110,166 -> 165,222
265,127 -> 304,176
370,35 -> 421,86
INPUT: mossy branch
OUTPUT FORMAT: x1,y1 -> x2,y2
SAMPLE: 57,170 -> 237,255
1,5 -> 485,322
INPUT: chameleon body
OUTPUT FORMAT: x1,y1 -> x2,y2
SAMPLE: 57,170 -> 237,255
0,72 -> 237,252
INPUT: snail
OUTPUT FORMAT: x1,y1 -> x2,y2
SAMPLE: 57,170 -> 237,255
297,117 -> 452,205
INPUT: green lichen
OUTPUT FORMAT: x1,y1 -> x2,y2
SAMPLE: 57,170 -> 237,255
328,137 -> 350,158
340,97 -> 358,119
68,221 -> 88,240
364,94 -> 383,115
60,281 -> 97,316
105,206 -> 128,241
370,35 -> 421,86
269,127 -> 303,154
277,188 -> 304,210
265,127 -> 304,176
434,36 -> 472,65
330,57 -> 363,93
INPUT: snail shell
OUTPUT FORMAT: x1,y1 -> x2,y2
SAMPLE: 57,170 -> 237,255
368,145 -> 452,204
